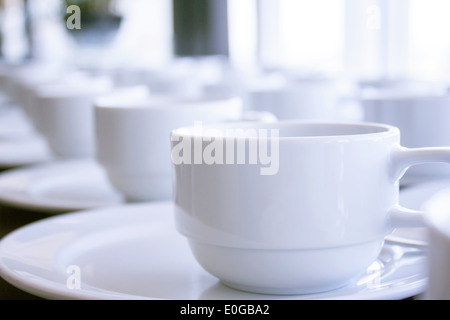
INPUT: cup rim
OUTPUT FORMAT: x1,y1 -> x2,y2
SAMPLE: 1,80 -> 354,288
360,86 -> 449,101
94,94 -> 242,111
171,120 -> 399,142
33,78 -> 113,99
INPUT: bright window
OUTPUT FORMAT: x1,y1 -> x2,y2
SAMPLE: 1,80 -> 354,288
256,0 -> 450,82
276,0 -> 346,73
407,0 -> 450,81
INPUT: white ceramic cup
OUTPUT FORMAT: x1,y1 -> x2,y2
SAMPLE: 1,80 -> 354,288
244,74 -> 339,121
358,78 -> 446,95
16,71 -> 95,124
282,75 -> 339,120
422,189 -> 450,300
171,120 -> 450,295
94,95 -> 262,202
241,73 -> 286,111
362,91 -> 450,182
31,77 -> 116,158
0,62 -> 66,106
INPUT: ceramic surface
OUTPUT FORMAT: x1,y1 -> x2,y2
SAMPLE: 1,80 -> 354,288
0,202 -> 426,300
0,134 -> 53,169
94,95 -> 244,201
362,92 -> 450,180
31,77 -> 114,158
244,75 -> 339,121
422,188 -> 450,299
0,159 -> 124,213
171,121 -> 450,294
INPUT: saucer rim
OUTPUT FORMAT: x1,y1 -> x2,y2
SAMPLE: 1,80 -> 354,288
0,202 -> 427,300
0,159 -> 124,213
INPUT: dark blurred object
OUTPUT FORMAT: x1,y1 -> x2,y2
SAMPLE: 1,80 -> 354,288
0,203 -> 45,300
0,166 -> 45,300
64,0 -> 123,47
173,0 -> 228,56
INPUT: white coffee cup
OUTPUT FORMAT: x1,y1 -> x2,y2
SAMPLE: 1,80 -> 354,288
171,120 -> 450,295
422,189 -> 450,300
362,91 -> 450,182
31,77 -> 116,158
241,73 -> 287,111
358,78 -> 446,95
244,73 -> 339,121
15,71 -> 93,124
282,75 -> 339,120
94,94 -> 258,202
0,62 -> 65,105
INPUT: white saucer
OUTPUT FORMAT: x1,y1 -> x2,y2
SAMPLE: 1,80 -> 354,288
390,179 -> 450,246
400,179 -> 450,211
0,159 -> 124,213
0,106 -> 35,139
0,134 -> 54,169
0,202 -> 426,300
0,93 -> 10,106
0,106 -> 54,168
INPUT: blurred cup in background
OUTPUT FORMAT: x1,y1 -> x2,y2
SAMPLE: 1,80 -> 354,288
95,93 -> 246,202
31,76 -> 115,158
361,86 -> 450,183
423,189 -> 450,300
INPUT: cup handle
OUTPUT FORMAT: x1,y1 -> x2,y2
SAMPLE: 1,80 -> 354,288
388,146 -> 450,228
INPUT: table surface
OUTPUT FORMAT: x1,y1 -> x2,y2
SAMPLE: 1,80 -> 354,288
0,201 -> 47,300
